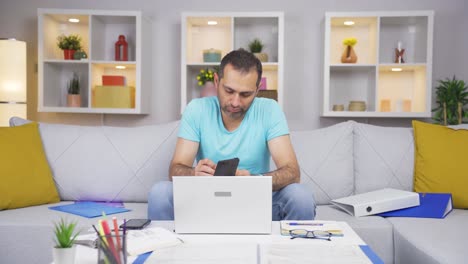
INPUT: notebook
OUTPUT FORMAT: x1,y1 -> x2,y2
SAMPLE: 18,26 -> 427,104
173,176 -> 272,234
377,193 -> 453,218
48,202 -> 130,218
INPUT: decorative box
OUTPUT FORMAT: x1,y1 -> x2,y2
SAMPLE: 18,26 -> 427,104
348,101 -> 366,111
259,77 -> 267,90
92,86 -> 135,109
203,48 -> 222,62
102,75 -> 126,86
257,90 -> 278,101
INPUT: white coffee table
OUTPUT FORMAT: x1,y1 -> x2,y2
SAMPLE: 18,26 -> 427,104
74,221 -> 381,264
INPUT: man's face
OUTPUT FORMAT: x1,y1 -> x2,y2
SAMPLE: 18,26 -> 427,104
215,64 -> 258,120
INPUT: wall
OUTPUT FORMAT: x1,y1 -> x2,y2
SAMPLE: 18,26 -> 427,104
0,0 -> 466,129
460,1 -> 468,83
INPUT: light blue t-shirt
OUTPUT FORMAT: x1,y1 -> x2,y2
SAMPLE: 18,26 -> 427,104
178,97 -> 289,174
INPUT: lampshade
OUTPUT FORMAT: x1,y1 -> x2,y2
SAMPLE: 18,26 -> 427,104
0,38 -> 27,126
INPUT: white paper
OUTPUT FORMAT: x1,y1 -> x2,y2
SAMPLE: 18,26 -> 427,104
126,227 -> 183,256
74,233 -> 98,248
144,242 -> 258,264
260,243 -> 372,264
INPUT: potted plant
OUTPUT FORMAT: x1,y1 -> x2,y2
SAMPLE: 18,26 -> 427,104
67,72 -> 81,107
248,38 -> 268,62
196,68 -> 218,97
432,76 -> 468,125
57,34 -> 82,60
52,218 -> 80,264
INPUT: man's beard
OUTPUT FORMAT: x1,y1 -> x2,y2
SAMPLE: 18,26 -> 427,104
221,105 -> 246,120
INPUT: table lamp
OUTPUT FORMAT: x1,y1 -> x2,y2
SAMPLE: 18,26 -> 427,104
0,38 -> 27,126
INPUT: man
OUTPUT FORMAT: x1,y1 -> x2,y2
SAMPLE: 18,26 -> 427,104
148,49 -> 316,220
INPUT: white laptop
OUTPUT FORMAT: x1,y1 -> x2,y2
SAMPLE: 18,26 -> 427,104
173,176 -> 272,234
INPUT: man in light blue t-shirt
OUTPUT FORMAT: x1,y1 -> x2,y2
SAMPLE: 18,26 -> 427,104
148,49 -> 316,220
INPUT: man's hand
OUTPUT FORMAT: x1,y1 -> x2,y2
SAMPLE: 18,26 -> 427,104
195,158 -> 216,176
235,169 -> 251,176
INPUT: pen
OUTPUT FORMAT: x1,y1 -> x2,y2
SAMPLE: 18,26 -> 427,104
122,219 -> 127,259
288,223 -> 323,226
112,217 -> 122,252
98,220 -> 108,246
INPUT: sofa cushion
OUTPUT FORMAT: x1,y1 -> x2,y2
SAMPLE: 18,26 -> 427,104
10,117 -> 179,203
412,120 -> 468,208
289,121 -> 354,205
0,122 -> 59,210
353,122 -> 414,194
388,209 -> 468,264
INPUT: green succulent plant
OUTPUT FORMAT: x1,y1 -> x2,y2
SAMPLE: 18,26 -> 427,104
57,34 -> 82,51
432,76 -> 468,125
248,38 -> 264,53
53,218 -> 80,248
68,73 -> 80,95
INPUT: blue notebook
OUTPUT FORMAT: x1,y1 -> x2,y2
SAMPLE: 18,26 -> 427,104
49,202 -> 130,218
378,193 -> 452,219
360,245 -> 384,264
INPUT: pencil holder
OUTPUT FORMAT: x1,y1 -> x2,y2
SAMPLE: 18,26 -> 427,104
97,231 -> 127,264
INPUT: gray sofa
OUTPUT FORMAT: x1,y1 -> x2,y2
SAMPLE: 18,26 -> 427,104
1,117 -> 467,264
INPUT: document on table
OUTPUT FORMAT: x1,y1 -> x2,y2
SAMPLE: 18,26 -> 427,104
260,243 -> 373,264
143,242 -> 258,264
74,233 -> 98,248
126,227 -> 183,256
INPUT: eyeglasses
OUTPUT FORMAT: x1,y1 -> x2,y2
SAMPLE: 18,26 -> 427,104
289,229 -> 333,241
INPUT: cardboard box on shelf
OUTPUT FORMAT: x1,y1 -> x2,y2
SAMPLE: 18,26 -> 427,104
92,86 -> 135,109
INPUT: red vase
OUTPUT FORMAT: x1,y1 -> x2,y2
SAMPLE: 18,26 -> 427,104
64,50 -> 75,60
115,35 -> 128,61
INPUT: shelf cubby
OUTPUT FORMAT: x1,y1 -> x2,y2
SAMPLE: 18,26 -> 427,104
323,11 -> 433,118
181,12 -> 284,113
38,8 -> 150,114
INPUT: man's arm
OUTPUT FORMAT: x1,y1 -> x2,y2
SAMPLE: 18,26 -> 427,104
265,135 -> 300,191
169,138 -> 216,180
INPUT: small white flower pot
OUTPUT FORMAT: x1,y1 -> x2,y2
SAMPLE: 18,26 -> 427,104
52,245 -> 76,264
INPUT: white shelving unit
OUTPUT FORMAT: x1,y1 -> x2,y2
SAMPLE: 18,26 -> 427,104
323,11 -> 434,117
38,8 -> 152,114
181,12 -> 284,114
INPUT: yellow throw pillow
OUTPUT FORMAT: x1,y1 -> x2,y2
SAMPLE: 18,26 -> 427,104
0,122 -> 59,210
412,120 -> 468,208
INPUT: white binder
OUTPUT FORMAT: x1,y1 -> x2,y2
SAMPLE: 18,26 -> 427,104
331,188 -> 420,217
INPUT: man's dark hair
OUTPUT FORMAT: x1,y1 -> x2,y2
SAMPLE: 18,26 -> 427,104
218,48 -> 263,88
